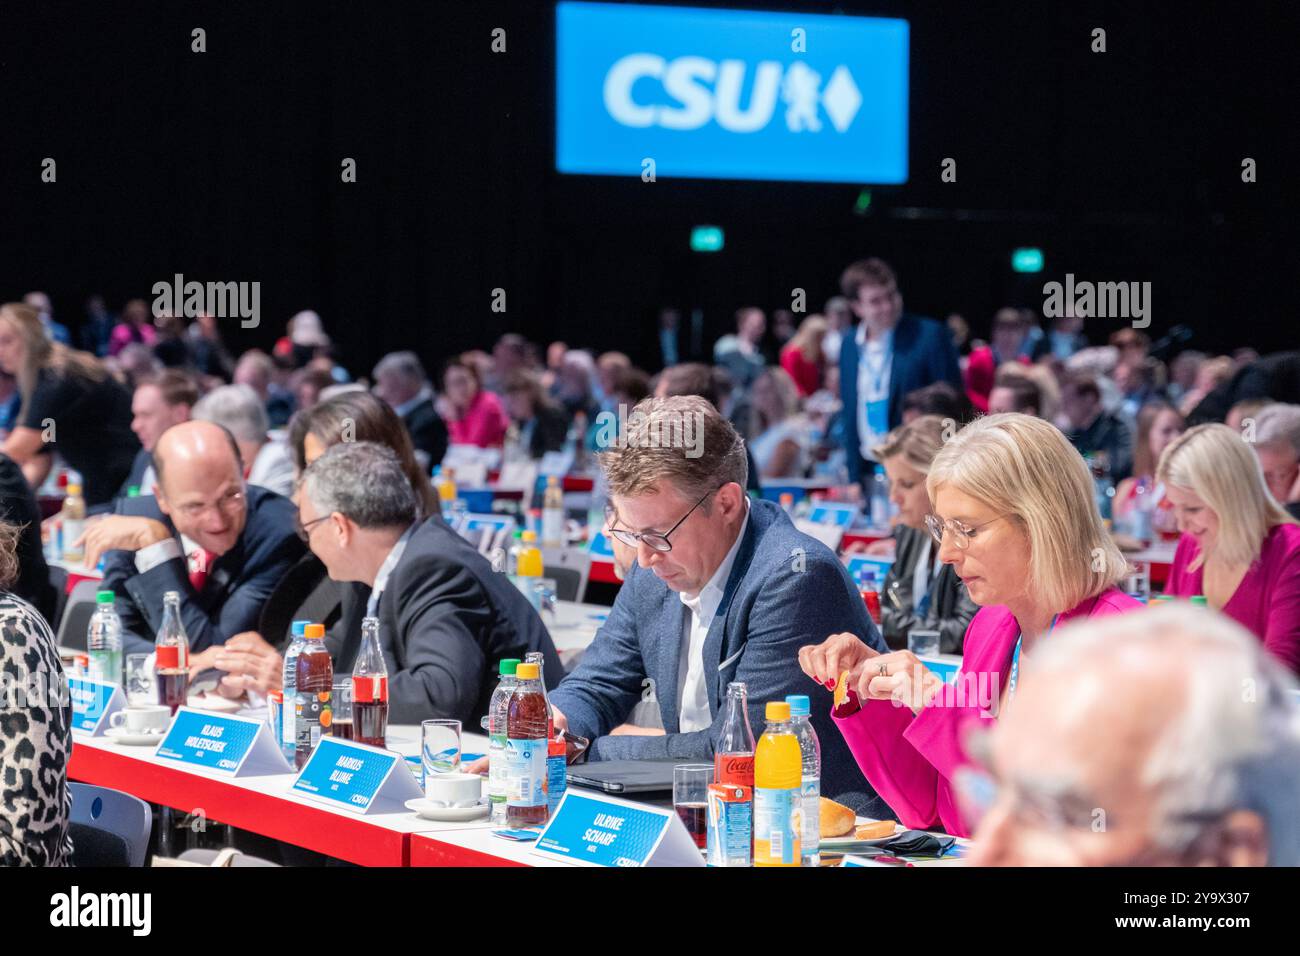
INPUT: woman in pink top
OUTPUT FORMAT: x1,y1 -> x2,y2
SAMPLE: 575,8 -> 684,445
439,357 -> 509,448
1158,423 -> 1300,672
798,414 -> 1141,837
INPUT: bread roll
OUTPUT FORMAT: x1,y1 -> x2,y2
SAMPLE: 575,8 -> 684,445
854,819 -> 896,840
819,797 -> 856,838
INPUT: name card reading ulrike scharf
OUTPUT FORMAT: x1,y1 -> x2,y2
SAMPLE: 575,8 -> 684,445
291,736 -> 422,814
154,707 -> 290,776
533,791 -> 704,867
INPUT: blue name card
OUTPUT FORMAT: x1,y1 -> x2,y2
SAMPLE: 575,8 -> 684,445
292,737 -> 422,814
155,707 -> 290,775
68,676 -> 124,735
587,529 -> 615,559
808,502 -> 860,528
534,791 -> 704,867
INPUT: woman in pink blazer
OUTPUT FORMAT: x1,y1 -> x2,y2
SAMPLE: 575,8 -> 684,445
1158,424 -> 1300,672
799,414 -> 1142,837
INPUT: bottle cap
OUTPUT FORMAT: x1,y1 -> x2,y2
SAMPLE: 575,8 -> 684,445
291,620 -> 309,637
499,658 -> 521,676
304,623 -> 325,639
67,483 -> 83,495
515,662 -> 540,680
1189,595 -> 1208,606
765,701 -> 791,721
779,493 -> 793,503
127,485 -> 141,497
785,695 -> 810,717
95,590 -> 115,604
521,530 -> 537,543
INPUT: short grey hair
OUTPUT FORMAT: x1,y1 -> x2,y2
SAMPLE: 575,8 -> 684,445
1034,605 -> 1300,865
192,383 -> 270,444
1253,403 -> 1300,455
301,441 -> 418,530
372,350 -> 427,386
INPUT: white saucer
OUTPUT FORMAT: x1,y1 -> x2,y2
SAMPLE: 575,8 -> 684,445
186,693 -> 242,713
404,798 -> 490,822
104,726 -> 167,746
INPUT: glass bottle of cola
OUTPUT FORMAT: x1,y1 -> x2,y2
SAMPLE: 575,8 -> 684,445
352,616 -> 389,748
714,681 -> 756,788
155,591 -> 190,715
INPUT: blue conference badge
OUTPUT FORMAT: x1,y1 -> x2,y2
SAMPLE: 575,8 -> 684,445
292,736 -> 422,814
557,2 -> 909,184
534,791 -> 704,867
155,707 -> 288,775
68,675 -> 124,735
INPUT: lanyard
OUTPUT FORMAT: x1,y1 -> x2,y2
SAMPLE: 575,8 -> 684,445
1007,613 -> 1060,705
861,340 -> 892,396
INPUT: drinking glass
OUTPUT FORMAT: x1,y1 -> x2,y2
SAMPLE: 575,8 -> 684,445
673,764 -> 712,850
422,719 -> 462,785
332,677 -> 354,739
908,629 -> 941,659
125,654 -> 155,706
1124,561 -> 1151,603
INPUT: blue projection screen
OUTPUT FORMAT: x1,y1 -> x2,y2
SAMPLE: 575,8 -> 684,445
556,2 -> 909,184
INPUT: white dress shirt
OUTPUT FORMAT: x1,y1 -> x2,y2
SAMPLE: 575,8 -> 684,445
676,503 -> 750,733
856,323 -> 894,461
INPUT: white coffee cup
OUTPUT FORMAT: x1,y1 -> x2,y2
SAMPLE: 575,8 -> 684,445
423,771 -> 482,808
110,704 -> 171,734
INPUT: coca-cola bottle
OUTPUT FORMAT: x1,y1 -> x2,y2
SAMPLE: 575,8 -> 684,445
155,591 -> 190,714
352,616 -> 389,748
714,682 -> 756,788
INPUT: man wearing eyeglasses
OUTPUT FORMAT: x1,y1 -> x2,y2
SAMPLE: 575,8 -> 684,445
88,420 -> 305,655
549,396 -> 892,813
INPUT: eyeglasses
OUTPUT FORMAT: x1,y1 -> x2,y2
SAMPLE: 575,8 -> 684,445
924,512 -> 1007,550
176,488 -> 245,521
295,512 -> 330,542
604,488 -> 718,553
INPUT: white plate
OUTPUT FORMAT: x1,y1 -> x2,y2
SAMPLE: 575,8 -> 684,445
404,798 -> 490,822
820,818 -> 899,851
186,693 -> 242,713
104,726 -> 167,746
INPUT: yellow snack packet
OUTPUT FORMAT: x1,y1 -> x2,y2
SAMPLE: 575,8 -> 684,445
833,669 -> 850,708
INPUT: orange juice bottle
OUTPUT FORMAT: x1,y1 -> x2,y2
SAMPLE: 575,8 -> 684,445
753,700 -> 801,867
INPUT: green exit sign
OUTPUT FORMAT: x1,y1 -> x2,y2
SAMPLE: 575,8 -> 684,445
690,225 -> 724,252
1011,247 -> 1044,273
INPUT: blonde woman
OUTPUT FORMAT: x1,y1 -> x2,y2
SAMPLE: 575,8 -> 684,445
798,413 -> 1140,836
0,303 -> 138,505
779,315 -> 828,397
1159,424 -> 1300,672
871,416 -> 978,652
747,367 -> 810,479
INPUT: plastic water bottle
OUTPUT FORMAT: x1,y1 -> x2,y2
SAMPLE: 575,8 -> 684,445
280,620 -> 310,764
754,700 -> 801,867
86,590 -> 123,685
786,695 -> 822,867
488,658 -> 521,826
870,466 -> 890,528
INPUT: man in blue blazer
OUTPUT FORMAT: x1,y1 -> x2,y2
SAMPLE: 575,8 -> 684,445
838,258 -> 962,487
549,396 -> 891,813
83,420 -> 305,656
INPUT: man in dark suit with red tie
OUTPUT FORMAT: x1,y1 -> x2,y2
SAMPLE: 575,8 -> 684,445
85,420 -> 304,656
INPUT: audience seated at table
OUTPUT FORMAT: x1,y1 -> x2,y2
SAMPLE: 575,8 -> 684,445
502,371 -> 569,460
549,396 -> 892,815
1158,424 -> 1300,672
747,367 -> 811,480
296,441 -> 563,725
799,413 -> 1141,837
871,416 -> 978,652
192,384 -> 295,498
0,519 -> 72,866
201,391 -> 442,695
371,350 -> 448,469
119,369 -> 199,499
652,362 -> 762,494
439,357 -> 510,448
1111,400 -> 1184,535
0,302 -> 140,506
1060,370 -> 1134,482
967,604 -> 1300,866
87,420 -> 305,655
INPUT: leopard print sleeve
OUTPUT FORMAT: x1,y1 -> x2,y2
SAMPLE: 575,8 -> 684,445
0,592 -> 73,866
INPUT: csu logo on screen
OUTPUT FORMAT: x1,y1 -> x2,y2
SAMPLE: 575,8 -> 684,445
602,55 -> 862,134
